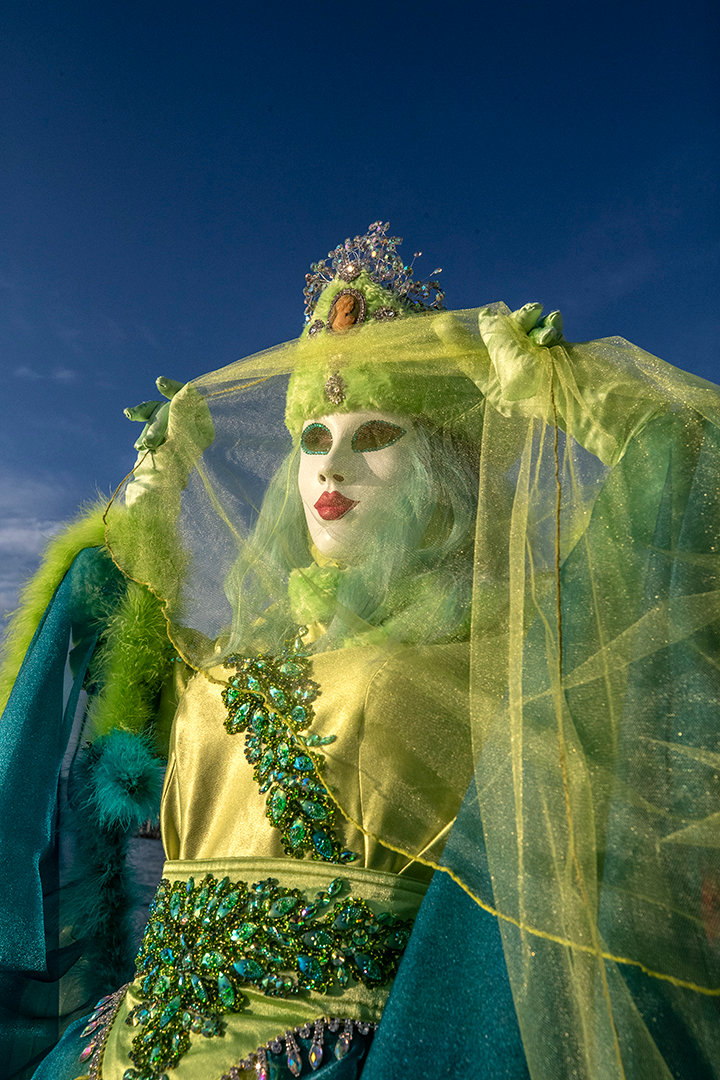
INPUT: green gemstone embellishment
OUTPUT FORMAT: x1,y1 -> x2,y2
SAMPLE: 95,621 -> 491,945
128,871 -> 411,1078
270,789 -> 287,823
280,661 -> 301,676
300,799 -> 328,821
158,995 -> 181,1028
192,885 -> 209,917
237,701 -> 255,722
200,950 -> 225,970
232,957 -> 264,980
221,630 -> 358,864
303,928 -> 334,950
218,973 -> 234,1006
269,685 -> 286,706
231,921 -> 257,942
217,890 -> 240,918
188,972 -> 208,1003
288,819 -> 307,848
298,953 -> 324,986
313,831 -> 333,859
268,895 -> 297,917
251,708 -> 268,734
148,1045 -> 164,1068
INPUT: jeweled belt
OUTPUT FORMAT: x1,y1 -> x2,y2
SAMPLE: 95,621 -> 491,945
81,871 -> 413,1080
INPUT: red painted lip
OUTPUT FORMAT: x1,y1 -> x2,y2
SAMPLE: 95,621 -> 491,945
314,491 -> 358,521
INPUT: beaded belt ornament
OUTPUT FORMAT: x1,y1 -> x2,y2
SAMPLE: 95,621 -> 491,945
93,872 -> 412,1080
224,1016 -> 377,1079
221,628 -> 358,865
78,986 -> 130,1079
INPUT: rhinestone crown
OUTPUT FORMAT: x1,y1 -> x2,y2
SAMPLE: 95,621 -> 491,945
303,221 -> 444,323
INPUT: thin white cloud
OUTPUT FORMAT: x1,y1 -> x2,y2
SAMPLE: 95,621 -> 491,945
0,521 -> 64,615
0,519 -> 62,555
12,364 -> 80,382
0,472 -> 90,618
0,259 -> 161,382
0,472 -> 76,522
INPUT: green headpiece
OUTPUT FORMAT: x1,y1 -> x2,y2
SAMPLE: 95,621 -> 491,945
286,223 -> 483,439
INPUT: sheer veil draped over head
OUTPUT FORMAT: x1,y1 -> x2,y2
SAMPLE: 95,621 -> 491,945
101,224 -> 720,1080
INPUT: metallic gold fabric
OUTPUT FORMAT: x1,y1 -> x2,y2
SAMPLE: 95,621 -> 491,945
162,643 -> 471,878
95,643 -> 466,1078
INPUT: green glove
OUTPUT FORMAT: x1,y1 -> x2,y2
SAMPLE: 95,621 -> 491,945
478,302 -> 564,405
513,302 -> 564,346
124,376 -> 186,451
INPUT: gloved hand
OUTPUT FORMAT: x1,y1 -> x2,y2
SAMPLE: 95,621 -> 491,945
124,376 -> 186,451
478,302 -> 564,403
512,302 -> 564,347
122,377 -> 214,507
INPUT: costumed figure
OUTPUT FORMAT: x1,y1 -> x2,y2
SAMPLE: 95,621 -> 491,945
1,223 -> 719,1080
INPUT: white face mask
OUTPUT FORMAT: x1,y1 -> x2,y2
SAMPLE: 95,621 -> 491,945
298,411 -> 416,563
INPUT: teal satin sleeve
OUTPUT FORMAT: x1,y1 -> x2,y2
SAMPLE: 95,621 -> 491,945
0,547 -> 123,1079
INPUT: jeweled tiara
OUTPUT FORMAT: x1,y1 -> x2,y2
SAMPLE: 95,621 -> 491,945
303,221 -> 444,323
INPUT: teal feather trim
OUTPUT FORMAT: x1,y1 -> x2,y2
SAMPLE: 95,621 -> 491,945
90,729 -> 165,830
68,731 -> 165,992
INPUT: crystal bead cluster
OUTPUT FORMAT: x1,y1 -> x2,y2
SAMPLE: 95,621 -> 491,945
222,630 -> 357,864
224,1016 -> 377,1078
303,221 -> 444,323
120,873 -> 411,1079
323,372 -> 346,405
77,986 -> 130,1078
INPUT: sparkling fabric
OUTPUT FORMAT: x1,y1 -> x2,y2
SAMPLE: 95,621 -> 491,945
161,644 -> 470,876
6,294 -> 719,1080
102,302 -> 720,1078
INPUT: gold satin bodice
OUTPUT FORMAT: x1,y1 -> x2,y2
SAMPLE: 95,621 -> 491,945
161,641 -> 472,880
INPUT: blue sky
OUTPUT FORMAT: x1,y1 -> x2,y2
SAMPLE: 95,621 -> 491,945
1,0 -> 718,614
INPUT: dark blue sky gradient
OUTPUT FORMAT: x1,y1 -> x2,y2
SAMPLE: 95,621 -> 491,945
1,0 -> 718,611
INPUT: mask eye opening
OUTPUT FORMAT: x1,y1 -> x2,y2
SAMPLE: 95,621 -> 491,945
301,422 -> 332,455
351,420 -> 407,454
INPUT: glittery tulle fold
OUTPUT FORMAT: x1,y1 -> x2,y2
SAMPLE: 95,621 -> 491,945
102,308 -> 720,1078
10,287 -> 720,1080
